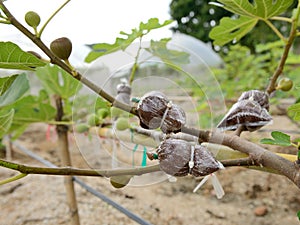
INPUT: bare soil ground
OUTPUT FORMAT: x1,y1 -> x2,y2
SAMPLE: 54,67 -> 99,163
0,115 -> 300,225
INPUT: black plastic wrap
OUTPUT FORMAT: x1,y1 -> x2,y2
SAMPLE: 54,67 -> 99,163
217,89 -> 272,131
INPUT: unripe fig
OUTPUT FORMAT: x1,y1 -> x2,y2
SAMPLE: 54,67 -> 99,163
87,113 -> 101,126
277,78 -> 293,92
115,117 -> 130,131
110,106 -> 123,118
74,123 -> 90,133
50,37 -> 72,60
97,108 -> 109,119
25,11 -> 40,28
110,175 -> 132,188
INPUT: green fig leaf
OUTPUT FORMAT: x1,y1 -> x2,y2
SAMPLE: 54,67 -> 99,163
209,16 -> 257,46
260,131 -> 291,146
0,73 -> 29,108
0,41 -> 46,70
85,18 -> 173,62
214,0 -> 294,19
288,103 -> 300,121
0,109 -> 14,139
36,64 -> 81,99
0,74 -> 18,96
3,95 -> 56,125
145,39 -> 190,65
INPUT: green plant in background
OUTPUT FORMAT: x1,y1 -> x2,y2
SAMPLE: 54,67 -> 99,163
212,41 -> 284,99
170,0 -> 298,52
86,18 -> 190,85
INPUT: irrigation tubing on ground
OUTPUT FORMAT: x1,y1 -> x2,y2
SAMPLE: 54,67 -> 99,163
73,177 -> 153,225
12,141 -> 153,225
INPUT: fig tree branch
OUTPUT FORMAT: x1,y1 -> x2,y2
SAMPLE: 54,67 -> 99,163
93,126 -> 297,175
181,126 -> 300,188
0,158 -> 161,177
266,1 -> 300,94
37,0 -> 71,38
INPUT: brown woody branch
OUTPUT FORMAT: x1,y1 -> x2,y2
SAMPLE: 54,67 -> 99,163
181,126 -> 300,187
266,3 -> 300,94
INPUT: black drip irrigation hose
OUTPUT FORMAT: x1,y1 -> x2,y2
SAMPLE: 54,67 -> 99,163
13,141 -> 153,225
73,177 -> 153,225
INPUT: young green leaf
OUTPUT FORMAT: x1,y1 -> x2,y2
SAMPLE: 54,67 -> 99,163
0,73 -> 29,108
85,18 -> 173,63
288,103 -> 300,121
0,42 -> 46,70
139,18 -> 173,31
260,131 -> 291,146
146,39 -> 190,65
0,109 -> 14,139
2,95 -> 56,125
35,64 -> 82,99
0,74 -> 18,96
214,0 -> 293,19
209,16 -> 257,46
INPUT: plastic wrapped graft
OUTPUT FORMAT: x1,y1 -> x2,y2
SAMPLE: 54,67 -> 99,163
238,90 -> 269,110
116,81 -> 131,104
137,91 -> 186,133
217,90 -> 272,132
156,138 -> 223,177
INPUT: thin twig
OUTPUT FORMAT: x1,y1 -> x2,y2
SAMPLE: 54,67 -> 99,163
38,0 -> 71,38
129,37 -> 143,85
270,16 -> 293,23
0,158 -> 161,177
264,19 -> 287,42
266,2 -> 300,94
0,173 -> 27,185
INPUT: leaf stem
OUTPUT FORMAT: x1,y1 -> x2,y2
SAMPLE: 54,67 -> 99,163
37,0 -> 71,38
128,36 -> 143,85
0,19 -> 9,24
270,16 -> 293,23
264,19 -> 287,42
0,173 -> 27,185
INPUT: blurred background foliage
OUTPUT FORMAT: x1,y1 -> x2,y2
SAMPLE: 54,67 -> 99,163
169,0 -> 298,52
168,0 -> 300,128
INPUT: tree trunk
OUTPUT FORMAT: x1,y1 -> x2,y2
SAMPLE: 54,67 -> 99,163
55,96 -> 80,225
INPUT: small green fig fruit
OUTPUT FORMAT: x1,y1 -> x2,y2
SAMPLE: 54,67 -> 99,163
74,123 -> 90,133
25,11 -> 41,28
110,107 -> 123,118
277,77 -> 293,92
110,175 -> 132,188
50,37 -> 72,60
97,108 -> 109,119
115,117 -> 130,131
87,113 -> 101,126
